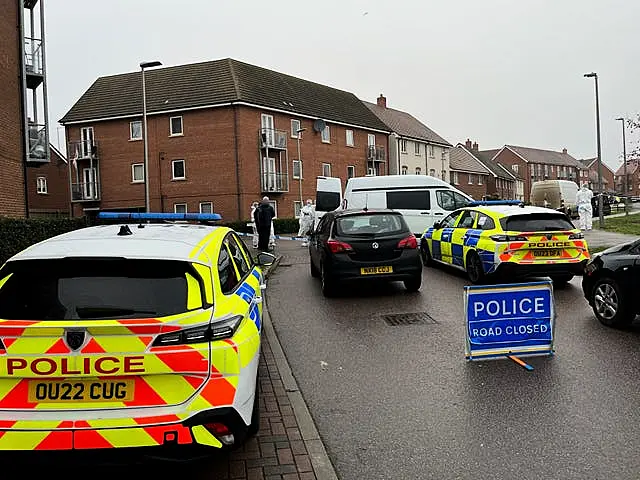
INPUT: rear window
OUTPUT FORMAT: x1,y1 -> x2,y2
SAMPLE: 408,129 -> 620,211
501,213 -> 574,232
316,191 -> 341,211
0,259 -> 200,320
386,190 -> 431,210
336,213 -> 408,236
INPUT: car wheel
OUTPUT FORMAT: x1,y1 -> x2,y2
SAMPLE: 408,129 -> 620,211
420,242 -> 434,267
404,274 -> 422,292
591,277 -> 636,327
310,256 -> 320,278
247,388 -> 260,438
321,263 -> 336,297
466,251 -> 485,284
550,274 -> 573,285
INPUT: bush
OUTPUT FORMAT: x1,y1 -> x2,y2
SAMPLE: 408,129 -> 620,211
0,217 -> 87,265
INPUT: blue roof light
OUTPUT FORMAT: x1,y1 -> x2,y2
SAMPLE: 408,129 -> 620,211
468,200 -> 524,207
97,212 -> 222,221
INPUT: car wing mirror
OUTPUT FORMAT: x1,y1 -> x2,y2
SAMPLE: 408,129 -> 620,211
433,221 -> 441,229
256,252 -> 276,267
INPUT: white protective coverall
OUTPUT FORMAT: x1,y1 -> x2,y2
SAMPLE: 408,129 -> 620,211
298,200 -> 315,246
576,184 -> 594,230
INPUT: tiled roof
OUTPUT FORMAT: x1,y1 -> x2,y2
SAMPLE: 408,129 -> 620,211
476,149 -> 516,180
615,160 -> 640,176
505,145 -> 583,168
364,101 -> 451,146
449,145 -> 492,175
60,59 -> 389,132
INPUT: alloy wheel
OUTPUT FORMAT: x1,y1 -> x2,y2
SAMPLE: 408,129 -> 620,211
594,282 -> 619,321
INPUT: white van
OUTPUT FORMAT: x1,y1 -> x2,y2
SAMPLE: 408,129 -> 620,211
315,175 -> 474,234
530,180 -> 579,218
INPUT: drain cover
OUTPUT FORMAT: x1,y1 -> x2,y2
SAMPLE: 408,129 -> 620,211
382,312 -> 437,326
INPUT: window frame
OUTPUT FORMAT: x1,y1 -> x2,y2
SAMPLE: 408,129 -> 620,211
345,129 -> 354,147
321,125 -> 331,143
170,116 -> 183,136
131,163 -> 144,183
199,202 -> 213,214
291,119 -> 302,139
172,159 -> 186,180
401,165 -> 408,175
400,139 -> 407,153
478,175 -> 483,186
347,165 -> 355,179
292,159 -> 302,179
129,120 -> 142,141
415,167 -> 421,175
294,201 -> 302,218
414,142 -> 420,155
36,176 -> 47,194
428,144 -> 435,158
450,171 -> 459,185
322,163 -> 331,177
173,203 -> 187,214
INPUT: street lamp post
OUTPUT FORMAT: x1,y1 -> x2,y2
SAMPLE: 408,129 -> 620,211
584,72 -> 604,227
140,60 -> 162,213
616,117 -> 628,215
296,128 -> 306,208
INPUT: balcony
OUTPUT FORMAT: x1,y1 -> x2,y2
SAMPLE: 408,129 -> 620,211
261,172 -> 289,193
27,122 -> 48,163
367,145 -> 386,162
24,37 -> 43,89
259,129 -> 287,150
71,182 -> 100,202
68,140 -> 99,160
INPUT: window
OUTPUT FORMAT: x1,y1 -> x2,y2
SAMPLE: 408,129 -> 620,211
292,160 -> 302,179
501,213 -> 574,232
131,163 -> 144,183
322,163 -> 331,177
336,213 -> 407,236
400,139 -> 407,153
226,235 -> 251,279
316,192 -> 339,212
530,164 -> 535,177
367,134 -> 376,146
468,174 -> 474,184
457,211 -> 477,229
512,164 -> 519,174
321,125 -> 330,143
401,165 -> 408,175
346,129 -> 354,147
414,142 -> 420,155
130,121 -> 142,140
429,168 -> 436,177
294,201 -> 302,218
478,175 -> 483,186
428,145 -> 435,158
415,167 -> 421,175
386,190 -> 431,210
450,171 -> 459,185
436,190 -> 471,211
440,212 -> 461,229
170,116 -> 183,136
544,164 -> 549,177
218,245 -> 240,294
199,202 -> 213,214
291,119 -> 301,138
36,176 -> 47,194
172,159 -> 185,180
441,170 -> 446,180
477,213 -> 496,230
347,165 -> 355,179
174,203 -> 187,214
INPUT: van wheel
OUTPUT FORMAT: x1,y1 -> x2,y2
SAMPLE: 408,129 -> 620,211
466,251 -> 485,284
420,241 -> 434,267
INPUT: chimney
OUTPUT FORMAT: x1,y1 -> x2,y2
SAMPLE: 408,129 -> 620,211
562,148 -> 567,154
465,139 -> 472,150
377,94 -> 387,108
472,142 -> 478,152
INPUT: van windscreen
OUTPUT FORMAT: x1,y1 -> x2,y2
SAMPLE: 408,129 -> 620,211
386,190 -> 430,210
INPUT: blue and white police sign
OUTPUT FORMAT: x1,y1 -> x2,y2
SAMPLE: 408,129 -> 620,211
464,281 -> 555,360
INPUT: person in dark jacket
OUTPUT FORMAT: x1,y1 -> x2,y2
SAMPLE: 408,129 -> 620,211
254,196 -> 276,251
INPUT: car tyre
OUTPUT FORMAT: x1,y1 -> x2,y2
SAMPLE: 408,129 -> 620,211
420,241 -> 434,267
550,274 -> 573,285
310,256 -> 320,278
466,251 -> 485,285
591,277 -> 636,328
247,388 -> 260,438
404,274 -> 422,292
321,263 -> 336,297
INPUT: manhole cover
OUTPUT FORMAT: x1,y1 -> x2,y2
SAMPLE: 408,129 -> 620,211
382,312 -> 437,326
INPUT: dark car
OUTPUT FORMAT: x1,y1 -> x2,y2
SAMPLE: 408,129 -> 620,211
582,239 -> 640,327
591,194 -> 612,216
309,209 -> 423,297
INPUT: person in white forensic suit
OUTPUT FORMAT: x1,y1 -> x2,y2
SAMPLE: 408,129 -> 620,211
298,199 -> 315,247
576,183 -> 594,230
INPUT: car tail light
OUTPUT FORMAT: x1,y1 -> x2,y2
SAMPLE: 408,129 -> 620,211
490,234 -> 527,242
152,316 -> 243,346
203,422 -> 234,446
568,232 -> 584,240
397,235 -> 418,249
327,240 -> 353,253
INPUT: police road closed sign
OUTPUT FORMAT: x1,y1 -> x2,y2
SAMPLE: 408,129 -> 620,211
464,281 -> 554,360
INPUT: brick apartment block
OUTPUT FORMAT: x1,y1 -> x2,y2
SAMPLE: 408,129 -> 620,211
60,59 -> 391,222
26,145 -> 70,217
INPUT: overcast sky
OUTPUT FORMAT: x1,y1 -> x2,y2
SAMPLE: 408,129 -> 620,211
46,0 -> 639,170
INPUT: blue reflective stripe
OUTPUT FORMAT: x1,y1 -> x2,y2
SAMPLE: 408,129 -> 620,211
431,240 -> 441,259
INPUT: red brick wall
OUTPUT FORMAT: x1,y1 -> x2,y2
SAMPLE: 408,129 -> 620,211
0,0 -> 26,217
587,163 -> 614,192
492,149 -> 528,200
27,148 -> 70,216
451,172 -> 489,199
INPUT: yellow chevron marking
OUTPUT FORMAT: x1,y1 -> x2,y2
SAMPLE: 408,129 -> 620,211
99,426 -> 158,447
191,425 -> 222,448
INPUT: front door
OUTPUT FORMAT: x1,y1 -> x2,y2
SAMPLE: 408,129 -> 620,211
262,157 -> 276,191
83,167 -> 97,200
261,114 -> 274,147
80,127 -> 94,158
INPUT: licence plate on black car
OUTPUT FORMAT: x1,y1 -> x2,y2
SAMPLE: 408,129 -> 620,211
360,266 -> 393,275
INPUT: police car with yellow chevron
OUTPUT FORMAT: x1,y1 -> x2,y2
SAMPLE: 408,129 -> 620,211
420,201 -> 590,284
0,212 -> 273,456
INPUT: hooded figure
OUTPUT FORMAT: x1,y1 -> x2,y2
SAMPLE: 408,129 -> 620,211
254,196 -> 275,251
576,183 -> 594,230
298,199 -> 315,246
249,201 -> 259,248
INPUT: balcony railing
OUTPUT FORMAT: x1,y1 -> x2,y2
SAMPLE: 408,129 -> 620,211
260,129 -> 287,150
261,172 -> 289,193
24,37 -> 43,76
71,182 -> 100,202
68,140 -> 99,160
27,122 -> 48,162
367,145 -> 386,162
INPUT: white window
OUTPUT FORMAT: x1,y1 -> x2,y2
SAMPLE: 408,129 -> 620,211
199,202 -> 213,214
291,119 -> 301,138
428,145 -> 435,158
130,121 -> 142,140
401,165 -> 408,175
450,171 -> 459,185
269,200 -> 278,218
174,203 -> 187,214
400,139 -> 407,153
36,176 -> 47,194
429,168 -> 436,177
172,159 -> 186,180
415,167 -> 421,175
367,134 -> 376,146
347,165 -> 355,179
170,116 -> 183,136
346,129 -> 354,147
414,142 -> 420,155
322,163 -> 331,177
321,125 -> 330,143
468,174 -> 474,184
292,160 -> 302,179
131,163 -> 144,183
294,201 -> 302,218
512,164 -> 519,174
478,175 -> 483,186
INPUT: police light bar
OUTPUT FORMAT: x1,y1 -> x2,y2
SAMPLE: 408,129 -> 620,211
469,200 -> 524,207
97,212 -> 222,221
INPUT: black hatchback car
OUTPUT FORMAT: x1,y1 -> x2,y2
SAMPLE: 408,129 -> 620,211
582,239 -> 640,327
309,209 -> 423,297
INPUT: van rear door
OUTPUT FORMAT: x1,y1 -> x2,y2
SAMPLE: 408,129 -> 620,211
315,176 -> 342,226
385,189 -> 433,235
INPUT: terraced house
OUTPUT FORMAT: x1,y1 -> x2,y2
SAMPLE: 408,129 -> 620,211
60,59 -> 390,221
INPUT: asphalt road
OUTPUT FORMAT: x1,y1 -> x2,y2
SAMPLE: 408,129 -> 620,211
266,248 -> 640,480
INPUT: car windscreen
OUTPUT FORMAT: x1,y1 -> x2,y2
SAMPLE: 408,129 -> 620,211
501,213 -> 575,232
336,213 -> 407,236
0,258 -> 197,320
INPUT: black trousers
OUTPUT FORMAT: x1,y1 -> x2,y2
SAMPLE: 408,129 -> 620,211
258,227 -> 270,251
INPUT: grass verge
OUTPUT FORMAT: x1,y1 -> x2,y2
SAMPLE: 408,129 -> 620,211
594,213 -> 640,236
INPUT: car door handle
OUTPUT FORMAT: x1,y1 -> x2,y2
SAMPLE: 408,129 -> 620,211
434,213 -> 444,216
420,212 -> 430,215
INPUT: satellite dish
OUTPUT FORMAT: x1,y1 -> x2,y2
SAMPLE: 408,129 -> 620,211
313,119 -> 327,132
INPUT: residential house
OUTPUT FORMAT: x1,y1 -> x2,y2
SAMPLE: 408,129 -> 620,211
458,140 -> 520,200
26,145 -> 70,217
614,159 -> 640,197
483,145 -> 586,202
60,59 -> 391,221
579,157 -> 615,193
364,95 -> 451,180
448,144 -> 492,199
0,0 -> 51,217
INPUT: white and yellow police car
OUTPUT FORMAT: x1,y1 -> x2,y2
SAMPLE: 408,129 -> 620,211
0,212 -> 273,455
